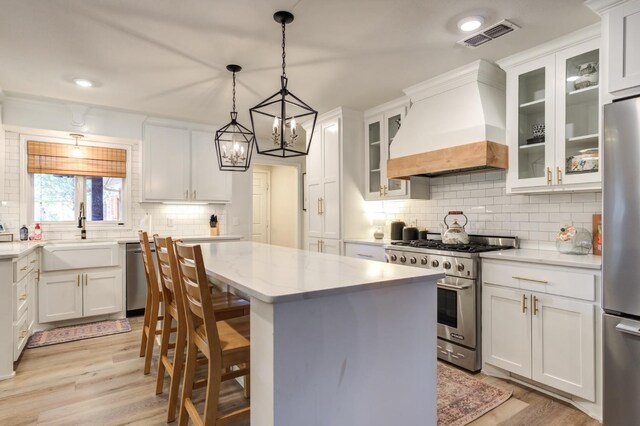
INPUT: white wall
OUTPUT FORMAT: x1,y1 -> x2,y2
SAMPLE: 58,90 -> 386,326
368,170 -> 601,250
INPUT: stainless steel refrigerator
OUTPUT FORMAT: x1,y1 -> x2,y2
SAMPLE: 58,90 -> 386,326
603,95 -> 640,425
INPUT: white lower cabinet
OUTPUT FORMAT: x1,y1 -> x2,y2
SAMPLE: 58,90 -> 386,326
483,286 -> 532,377
344,242 -> 387,262
308,237 -> 341,255
531,294 -> 595,400
39,268 -> 122,323
482,260 -> 597,402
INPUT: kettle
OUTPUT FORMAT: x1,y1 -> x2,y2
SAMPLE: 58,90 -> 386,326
440,211 -> 469,244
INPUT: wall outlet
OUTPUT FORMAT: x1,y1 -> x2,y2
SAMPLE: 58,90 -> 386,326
167,218 -> 174,227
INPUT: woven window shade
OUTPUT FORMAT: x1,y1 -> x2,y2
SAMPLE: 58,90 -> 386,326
27,141 -> 127,178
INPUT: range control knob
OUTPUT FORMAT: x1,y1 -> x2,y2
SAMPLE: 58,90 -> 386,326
390,254 -> 397,262
443,261 -> 452,270
421,257 -> 428,265
431,260 -> 439,268
410,257 -> 417,265
400,255 -> 407,263
457,263 -> 465,272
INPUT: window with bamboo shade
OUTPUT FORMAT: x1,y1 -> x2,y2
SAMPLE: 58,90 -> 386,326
27,140 -> 127,178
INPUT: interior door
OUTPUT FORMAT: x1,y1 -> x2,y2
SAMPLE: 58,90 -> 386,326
191,130 -> 231,201
143,124 -> 190,201
321,119 -> 340,240
252,169 -> 270,243
531,293 -> 595,400
482,285 -> 532,377
38,272 -> 83,323
83,269 -> 123,317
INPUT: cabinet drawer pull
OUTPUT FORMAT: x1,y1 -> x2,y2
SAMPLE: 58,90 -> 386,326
533,295 -> 539,315
379,186 -> 383,196
546,167 -> 552,185
522,294 -> 527,313
77,275 -> 80,287
20,266 -> 28,271
512,276 -> 548,284
356,253 -> 373,258
383,185 -> 388,196
30,260 -> 37,264
19,293 -> 27,301
556,167 -> 562,185
193,190 -> 197,199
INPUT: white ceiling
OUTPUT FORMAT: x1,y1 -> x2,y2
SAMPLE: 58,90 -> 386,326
0,0 -> 598,125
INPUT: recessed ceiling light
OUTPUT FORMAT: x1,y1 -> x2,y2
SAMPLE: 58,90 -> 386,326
73,78 -> 94,88
458,16 -> 485,32
567,76 -> 580,82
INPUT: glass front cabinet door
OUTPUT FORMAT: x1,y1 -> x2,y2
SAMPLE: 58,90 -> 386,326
556,40 -> 600,186
505,37 -> 601,193
507,56 -> 556,190
364,105 -> 408,200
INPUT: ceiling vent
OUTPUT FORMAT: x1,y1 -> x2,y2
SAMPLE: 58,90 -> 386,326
457,19 -> 520,48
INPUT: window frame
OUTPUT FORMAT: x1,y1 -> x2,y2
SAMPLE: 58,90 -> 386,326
20,134 -> 133,232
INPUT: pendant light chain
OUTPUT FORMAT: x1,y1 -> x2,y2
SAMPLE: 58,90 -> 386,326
281,22 -> 287,78
232,71 -> 237,113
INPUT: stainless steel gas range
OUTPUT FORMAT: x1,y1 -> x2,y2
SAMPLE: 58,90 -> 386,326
385,234 -> 518,372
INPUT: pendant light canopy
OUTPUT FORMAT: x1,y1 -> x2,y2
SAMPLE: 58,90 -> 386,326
215,64 -> 255,172
250,11 -> 318,158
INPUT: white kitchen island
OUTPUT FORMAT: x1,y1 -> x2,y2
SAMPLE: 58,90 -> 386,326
198,241 -> 443,426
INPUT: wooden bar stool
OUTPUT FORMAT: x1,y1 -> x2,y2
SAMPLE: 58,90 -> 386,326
154,236 -> 250,423
175,242 -> 250,426
138,230 -> 164,375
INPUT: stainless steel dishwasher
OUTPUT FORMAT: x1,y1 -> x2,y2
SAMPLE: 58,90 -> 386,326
126,242 -> 156,314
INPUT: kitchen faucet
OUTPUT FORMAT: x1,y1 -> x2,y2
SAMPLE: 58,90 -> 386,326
78,202 -> 87,239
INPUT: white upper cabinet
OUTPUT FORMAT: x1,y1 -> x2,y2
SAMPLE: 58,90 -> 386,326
365,103 -> 408,200
143,124 -> 190,201
191,130 -> 232,202
598,0 -> 640,94
142,123 -> 232,202
499,28 -> 601,194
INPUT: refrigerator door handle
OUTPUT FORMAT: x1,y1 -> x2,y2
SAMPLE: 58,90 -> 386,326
615,321 -> 640,337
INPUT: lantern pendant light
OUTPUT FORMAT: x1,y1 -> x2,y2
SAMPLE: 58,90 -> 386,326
215,64 -> 255,172
250,11 -> 318,158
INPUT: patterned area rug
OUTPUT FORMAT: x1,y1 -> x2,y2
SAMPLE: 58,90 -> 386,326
27,319 -> 131,349
438,363 -> 512,426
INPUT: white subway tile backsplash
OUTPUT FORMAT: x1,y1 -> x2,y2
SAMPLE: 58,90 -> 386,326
373,170 -> 601,247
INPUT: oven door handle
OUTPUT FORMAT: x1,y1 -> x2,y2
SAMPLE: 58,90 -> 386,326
436,279 -> 472,290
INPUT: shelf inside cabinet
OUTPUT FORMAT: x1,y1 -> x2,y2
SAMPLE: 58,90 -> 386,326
370,168 -> 381,173
369,141 -> 380,146
567,133 -> 598,145
520,142 -> 545,150
567,85 -> 598,105
519,98 -> 545,114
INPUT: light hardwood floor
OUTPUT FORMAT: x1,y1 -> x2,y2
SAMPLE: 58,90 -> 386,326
0,316 -> 599,425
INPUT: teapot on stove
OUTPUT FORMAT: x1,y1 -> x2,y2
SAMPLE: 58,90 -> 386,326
439,211 -> 469,244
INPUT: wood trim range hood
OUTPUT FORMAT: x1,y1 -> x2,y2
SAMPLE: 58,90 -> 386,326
387,140 -> 508,179
387,60 -> 508,179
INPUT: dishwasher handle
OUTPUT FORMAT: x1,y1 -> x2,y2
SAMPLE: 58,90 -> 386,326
616,321 -> 640,337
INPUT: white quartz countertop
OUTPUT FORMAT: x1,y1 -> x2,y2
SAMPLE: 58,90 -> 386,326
198,241 -> 443,303
0,242 -> 40,259
343,238 -> 390,247
480,248 -> 602,270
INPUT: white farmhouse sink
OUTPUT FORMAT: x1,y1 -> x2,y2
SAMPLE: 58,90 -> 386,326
42,241 -> 119,272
